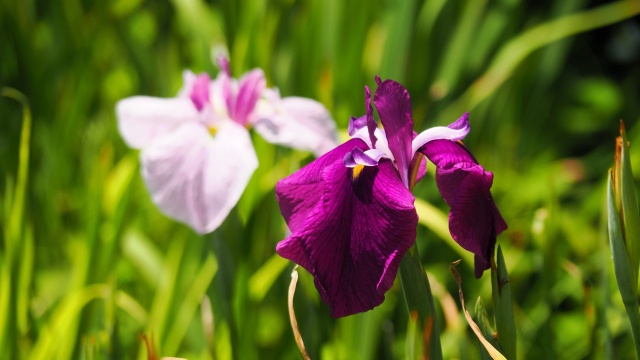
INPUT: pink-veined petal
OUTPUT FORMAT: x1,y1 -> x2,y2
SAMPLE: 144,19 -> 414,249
233,69 -> 266,125
116,96 -> 200,149
253,96 -> 339,157
140,121 -> 257,234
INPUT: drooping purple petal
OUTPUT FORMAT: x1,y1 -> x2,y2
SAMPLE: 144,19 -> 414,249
141,121 -> 258,234
411,113 -> 470,155
252,95 -> 339,157
276,159 -> 417,317
116,96 -> 200,149
421,140 -> 507,277
373,79 -> 415,188
276,139 -> 368,233
233,69 -> 266,126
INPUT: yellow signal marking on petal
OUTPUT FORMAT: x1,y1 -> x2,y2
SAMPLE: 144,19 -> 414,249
209,126 -> 218,136
352,164 -> 365,180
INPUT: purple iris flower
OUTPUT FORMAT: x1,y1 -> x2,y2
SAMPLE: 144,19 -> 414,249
275,77 -> 507,317
116,56 -> 338,234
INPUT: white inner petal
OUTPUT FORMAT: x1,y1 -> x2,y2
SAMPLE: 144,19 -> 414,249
411,125 -> 470,155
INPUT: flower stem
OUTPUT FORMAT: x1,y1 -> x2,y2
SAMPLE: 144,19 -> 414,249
399,245 -> 442,360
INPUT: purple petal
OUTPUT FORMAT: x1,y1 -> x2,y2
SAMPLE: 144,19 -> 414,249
420,138 -> 478,174
449,112 -> 470,130
141,121 -> 257,234
276,139 -> 368,233
373,79 -> 415,188
233,69 -> 266,126
348,115 -> 367,136
276,160 -> 416,317
421,140 -> 507,277
365,86 -> 378,148
189,73 -> 211,112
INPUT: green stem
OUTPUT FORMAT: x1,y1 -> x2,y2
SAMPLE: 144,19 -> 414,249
399,245 -> 442,360
621,299 -> 640,360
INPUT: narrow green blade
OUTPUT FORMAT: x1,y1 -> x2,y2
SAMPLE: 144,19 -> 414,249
491,246 -> 517,359
399,246 -> 443,360
607,170 -> 640,358
618,123 -> 640,284
475,297 -> 500,360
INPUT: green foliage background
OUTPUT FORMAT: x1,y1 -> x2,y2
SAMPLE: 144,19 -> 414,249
1,0 -> 640,358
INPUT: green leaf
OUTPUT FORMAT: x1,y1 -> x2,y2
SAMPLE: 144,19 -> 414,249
163,253 -> 218,356
607,170 -> 640,358
398,245 -> 443,360
618,123 -> 640,284
475,297 -> 500,360
491,246 -> 517,359
379,0 -> 417,81
248,254 -> 289,302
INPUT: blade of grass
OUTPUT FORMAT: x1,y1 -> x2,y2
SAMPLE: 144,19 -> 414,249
439,0 -> 640,124
432,0 -> 488,99
379,0 -> 417,81
399,245 -> 443,360
137,236 -> 187,359
163,253 -> 218,356
248,253 -> 289,302
115,290 -> 148,326
0,87 -> 32,359
29,285 -> 112,360
617,122 -> 640,283
475,297 -> 500,360
491,246 -> 517,359
2,87 -> 31,257
607,171 -> 640,358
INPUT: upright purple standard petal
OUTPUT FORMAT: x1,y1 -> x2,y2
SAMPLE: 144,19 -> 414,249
421,140 -> 507,277
189,73 -> 211,112
277,157 -> 417,317
364,86 -> 377,147
373,79 -> 415,187
348,116 -> 367,136
233,69 -> 266,126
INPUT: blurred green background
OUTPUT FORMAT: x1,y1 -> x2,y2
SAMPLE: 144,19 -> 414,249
2,0 -> 640,359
